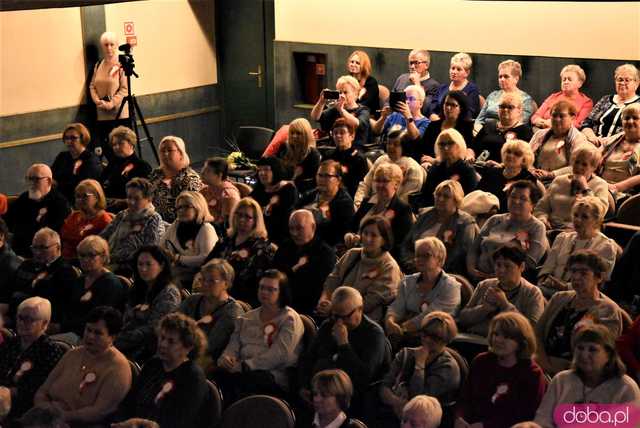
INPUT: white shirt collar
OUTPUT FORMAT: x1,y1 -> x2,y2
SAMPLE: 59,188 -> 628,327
313,411 -> 347,428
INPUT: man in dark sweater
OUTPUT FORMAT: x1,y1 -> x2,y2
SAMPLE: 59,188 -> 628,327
272,210 -> 336,316
325,119 -> 369,198
393,49 -> 440,117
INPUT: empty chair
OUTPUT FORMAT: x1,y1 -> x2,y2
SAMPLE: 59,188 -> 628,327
235,126 -> 276,160
220,395 -> 295,428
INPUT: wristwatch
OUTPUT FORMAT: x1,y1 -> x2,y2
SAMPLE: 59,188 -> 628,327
406,117 -> 415,123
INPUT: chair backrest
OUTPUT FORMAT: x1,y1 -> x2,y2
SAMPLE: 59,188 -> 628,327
378,84 -> 390,107
128,359 -> 141,387
299,313 -> 318,349
235,126 -> 275,160
199,379 -> 224,428
51,339 -> 74,354
616,194 -> 640,226
235,299 -> 253,313
450,274 -> 474,308
0,328 -> 15,341
179,287 -> 192,301
220,394 -> 296,428
348,418 -> 368,428
445,346 -> 469,389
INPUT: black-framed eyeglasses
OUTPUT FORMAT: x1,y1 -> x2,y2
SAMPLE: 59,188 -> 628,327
63,135 -> 81,142
438,141 -> 455,148
498,104 -> 517,110
317,173 -> 338,179
409,60 -> 427,66
30,244 -> 57,251
25,176 -> 48,183
17,314 -> 42,324
75,192 -> 95,200
332,306 -> 361,321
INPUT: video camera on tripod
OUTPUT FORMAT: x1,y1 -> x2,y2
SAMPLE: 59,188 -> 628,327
118,43 -> 138,78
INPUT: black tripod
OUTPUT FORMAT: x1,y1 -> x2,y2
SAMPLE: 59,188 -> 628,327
116,65 -> 159,163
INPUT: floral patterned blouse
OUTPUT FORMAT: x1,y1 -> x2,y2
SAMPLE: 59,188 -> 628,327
149,167 -> 203,223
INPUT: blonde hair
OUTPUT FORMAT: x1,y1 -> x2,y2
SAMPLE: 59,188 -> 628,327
615,64 -> 640,81
109,126 -> 137,146
403,395 -> 442,428
499,91 -> 523,109
451,52 -> 472,71
176,191 -> 213,224
336,75 -> 360,94
434,128 -> 467,160
434,180 -> 464,208
498,60 -> 523,79
571,145 -> 602,169
76,179 -> 107,211
374,163 -> 403,187
415,236 -> 447,268
622,102 -> 640,117
284,118 -> 315,169
501,139 -> 534,169
572,195 -> 607,224
100,31 -> 117,45
77,235 -> 110,265
420,311 -> 458,344
159,136 -> 190,170
561,64 -> 586,84
228,197 -> 267,239
405,84 -> 426,102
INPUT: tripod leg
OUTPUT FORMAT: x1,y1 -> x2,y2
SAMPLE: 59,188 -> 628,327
131,96 -> 159,164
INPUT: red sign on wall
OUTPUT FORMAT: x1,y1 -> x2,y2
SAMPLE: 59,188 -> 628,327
124,22 -> 135,36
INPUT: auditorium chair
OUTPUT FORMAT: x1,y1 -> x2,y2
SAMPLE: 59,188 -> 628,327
220,394 -> 296,428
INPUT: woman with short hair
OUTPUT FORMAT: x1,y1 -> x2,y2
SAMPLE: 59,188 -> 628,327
60,179 -> 113,261
199,156 -> 241,228
430,53 -> 481,120
149,136 -> 203,223
401,395 -> 443,428
311,369 -> 362,428
531,64 -> 593,129
372,85 -> 430,142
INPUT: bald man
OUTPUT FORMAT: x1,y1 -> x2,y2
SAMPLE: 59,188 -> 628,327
273,210 -> 336,315
4,164 -> 70,257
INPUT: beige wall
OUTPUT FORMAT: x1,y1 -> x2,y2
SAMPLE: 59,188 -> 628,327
274,0 -> 640,60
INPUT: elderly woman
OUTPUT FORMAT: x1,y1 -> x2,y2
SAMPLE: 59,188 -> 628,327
419,91 -> 474,164
298,160 -> 355,246
459,245 -> 545,337
115,246 -> 181,361
317,216 -> 403,323
418,128 -> 479,208
386,237 -> 461,346
311,75 -> 371,148
535,324 -> 640,428
119,313 -> 209,428
149,136 -> 203,223
535,250 -> 626,376
180,259 -> 244,368
455,312 -> 547,428
250,156 -> 298,244
430,53 -> 481,120
51,123 -> 102,203
215,269 -> 304,403
477,139 -> 539,213
34,306 -> 132,425
89,31 -> 129,157
100,126 -> 152,206
275,118 -> 321,194
473,92 -> 533,163
467,180 -> 548,282
348,163 -> 414,259
476,60 -> 537,129
355,127 -> 425,209
347,50 -> 379,117
199,156 -> 241,228
530,100 -> 590,181
325,118 -> 370,198
61,236 -> 126,339
160,191 -> 217,288
538,197 -> 618,297
0,297 -> 66,419
534,145 -> 609,231
401,395 -> 443,428
400,180 -> 478,275
381,312 -> 461,419
60,179 -> 113,261
372,85 -> 430,142
531,64 -> 593,129
311,369 -> 363,428
598,103 -> 640,196
205,198 -> 276,307
100,178 -> 166,274
581,63 -> 640,146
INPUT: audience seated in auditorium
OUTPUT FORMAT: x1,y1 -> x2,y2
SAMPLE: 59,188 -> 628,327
273,209 -> 336,316
418,128 -> 479,208
160,191 -> 217,289
534,145 -> 609,231
400,180 -> 478,275
387,237 -> 461,349
455,312 -> 548,428
392,49 -> 440,117
310,369 -> 363,428
531,65 -> 593,130
115,246 -> 181,362
51,123 -> 102,204
530,100 -> 590,181
535,250 -> 626,376
297,160 -> 355,247
0,218 -> 21,306
148,136 -> 203,223
250,157 -> 298,245
199,157 -> 240,230
324,119 -> 370,198
311,75 -> 371,149
100,178 -> 166,275
401,395 -> 443,428
354,127 -> 425,209
205,197 -> 275,307
477,139 -> 539,213
180,259 -> 244,370
3,228 -> 79,329
347,163 -> 414,260
459,245 -> 545,337
467,180 -> 548,282
4,164 -> 71,258
100,126 -> 152,209
348,50 -> 380,119
430,53 -> 481,120
316,216 -> 402,324
581,64 -> 639,146
34,306 -> 132,426
538,197 -> 617,298
118,313 -> 208,428
475,60 -> 537,129
274,118 -> 321,194
472,91 -> 533,163
214,269 -> 304,403
372,85 -> 430,142
60,179 -> 112,261
535,324 -> 640,428
0,297 -> 66,419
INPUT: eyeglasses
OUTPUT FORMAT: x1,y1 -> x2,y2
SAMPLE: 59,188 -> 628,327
75,192 -> 95,200
331,306 -> 360,321
25,176 -> 48,183
30,243 -> 57,251
17,314 -> 42,324
78,251 -> 102,259
438,141 -> 455,148
498,104 -> 517,110
63,135 -> 81,142
616,77 -> 637,84
317,173 -> 338,179
409,60 -> 427,66
406,96 -> 418,103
